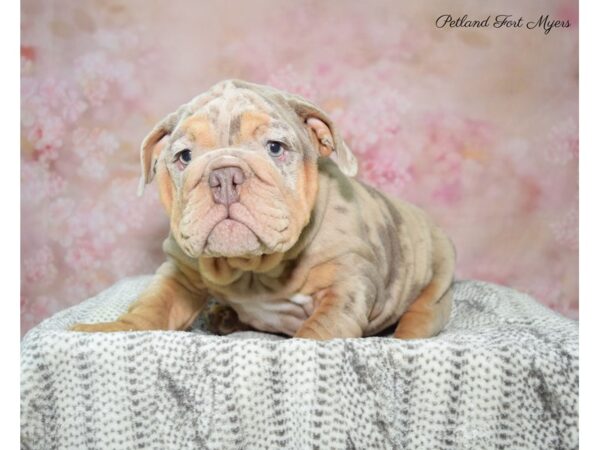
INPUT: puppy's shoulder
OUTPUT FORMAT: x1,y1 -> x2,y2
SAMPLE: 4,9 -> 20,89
319,160 -> 435,232
162,234 -> 199,271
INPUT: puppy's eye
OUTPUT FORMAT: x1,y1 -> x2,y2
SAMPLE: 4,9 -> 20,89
175,149 -> 192,166
266,141 -> 286,158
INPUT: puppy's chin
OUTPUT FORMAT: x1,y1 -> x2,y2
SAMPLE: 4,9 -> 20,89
204,219 -> 262,257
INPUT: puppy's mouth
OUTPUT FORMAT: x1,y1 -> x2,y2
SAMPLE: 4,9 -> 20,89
204,216 -> 262,257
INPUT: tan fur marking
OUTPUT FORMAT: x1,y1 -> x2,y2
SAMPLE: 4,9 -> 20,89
393,283 -> 452,339
300,160 -> 319,218
300,262 -> 337,296
306,117 -> 334,157
156,157 -> 174,214
238,111 -> 271,143
181,115 -> 217,149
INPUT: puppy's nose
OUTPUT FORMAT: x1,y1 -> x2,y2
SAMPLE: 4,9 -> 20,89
208,166 -> 246,206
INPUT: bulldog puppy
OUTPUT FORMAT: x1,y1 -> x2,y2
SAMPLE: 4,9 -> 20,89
72,80 -> 455,340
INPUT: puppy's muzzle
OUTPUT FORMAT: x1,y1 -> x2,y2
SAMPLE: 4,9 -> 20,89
208,166 -> 245,206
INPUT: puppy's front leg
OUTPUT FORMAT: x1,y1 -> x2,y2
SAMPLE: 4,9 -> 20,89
71,261 -> 208,332
294,276 -> 374,340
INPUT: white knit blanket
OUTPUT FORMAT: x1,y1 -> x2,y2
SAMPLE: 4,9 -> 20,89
21,276 -> 578,450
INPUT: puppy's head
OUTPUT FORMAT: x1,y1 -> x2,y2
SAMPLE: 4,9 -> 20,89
139,80 -> 357,259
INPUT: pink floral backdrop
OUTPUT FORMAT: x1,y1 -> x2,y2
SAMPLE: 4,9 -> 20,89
21,0 -> 579,334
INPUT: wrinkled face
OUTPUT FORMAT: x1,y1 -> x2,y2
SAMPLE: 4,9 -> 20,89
153,85 -> 321,258
141,80 -> 357,260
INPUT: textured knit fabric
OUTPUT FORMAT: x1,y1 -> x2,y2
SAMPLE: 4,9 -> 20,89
21,276 -> 578,450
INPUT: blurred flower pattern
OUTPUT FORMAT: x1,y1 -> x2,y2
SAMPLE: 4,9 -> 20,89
21,0 -> 578,333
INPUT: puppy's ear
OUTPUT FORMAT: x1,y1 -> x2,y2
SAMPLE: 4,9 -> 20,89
137,111 -> 181,196
287,96 -> 358,177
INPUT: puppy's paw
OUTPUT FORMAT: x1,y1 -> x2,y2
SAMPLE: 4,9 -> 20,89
70,321 -> 139,333
294,323 -> 334,340
204,304 -> 252,335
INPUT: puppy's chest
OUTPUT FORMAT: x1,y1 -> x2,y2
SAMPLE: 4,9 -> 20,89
201,259 -> 330,335
218,292 -> 315,336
